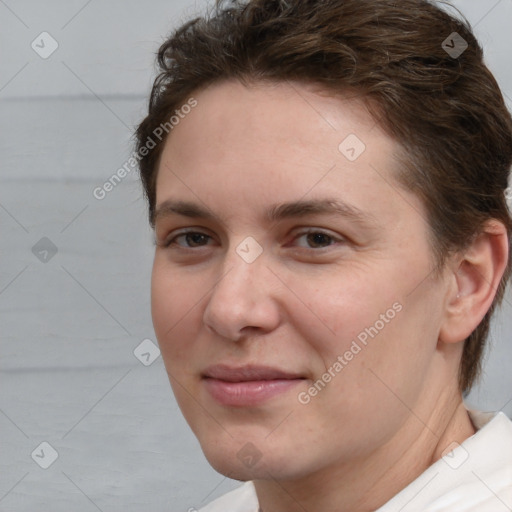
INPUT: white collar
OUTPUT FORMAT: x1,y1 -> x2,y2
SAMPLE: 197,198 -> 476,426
377,409 -> 512,511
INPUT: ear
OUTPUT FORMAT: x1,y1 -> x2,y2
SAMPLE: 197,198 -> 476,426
439,219 -> 509,344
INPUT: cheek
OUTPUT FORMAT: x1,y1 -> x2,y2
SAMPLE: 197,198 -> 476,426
286,266 -> 399,361
150,261 -> 205,423
150,259 -> 200,366
287,260 -> 440,398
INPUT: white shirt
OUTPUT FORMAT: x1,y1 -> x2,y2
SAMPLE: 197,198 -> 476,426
198,409 -> 512,511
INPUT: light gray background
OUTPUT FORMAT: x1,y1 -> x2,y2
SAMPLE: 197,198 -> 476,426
1,1 -> 511,511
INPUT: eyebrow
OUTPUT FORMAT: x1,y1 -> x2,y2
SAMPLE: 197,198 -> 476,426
152,197 -> 378,228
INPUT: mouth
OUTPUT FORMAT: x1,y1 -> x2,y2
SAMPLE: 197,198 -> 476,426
201,364 -> 306,406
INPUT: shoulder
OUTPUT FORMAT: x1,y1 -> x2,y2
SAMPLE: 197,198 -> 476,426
197,481 -> 259,512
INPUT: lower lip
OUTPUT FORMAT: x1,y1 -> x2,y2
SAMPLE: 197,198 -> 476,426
203,378 -> 304,406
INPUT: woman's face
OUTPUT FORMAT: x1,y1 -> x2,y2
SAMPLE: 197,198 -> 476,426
151,80 -> 452,480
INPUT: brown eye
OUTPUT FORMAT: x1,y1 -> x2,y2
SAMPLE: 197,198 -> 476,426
164,231 -> 212,249
292,230 -> 344,250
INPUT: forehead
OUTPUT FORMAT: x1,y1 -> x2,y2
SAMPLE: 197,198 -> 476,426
175,79 -> 378,146
154,79 -> 425,231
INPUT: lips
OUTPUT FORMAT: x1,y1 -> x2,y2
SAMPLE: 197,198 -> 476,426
202,364 -> 306,406
202,364 -> 304,382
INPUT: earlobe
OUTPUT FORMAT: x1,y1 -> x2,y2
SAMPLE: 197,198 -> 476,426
439,220 -> 509,345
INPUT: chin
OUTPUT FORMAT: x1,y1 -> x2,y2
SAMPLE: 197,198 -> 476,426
200,438 -> 308,482
206,456 -> 264,481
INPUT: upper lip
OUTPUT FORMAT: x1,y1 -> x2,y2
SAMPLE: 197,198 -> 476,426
202,364 -> 304,382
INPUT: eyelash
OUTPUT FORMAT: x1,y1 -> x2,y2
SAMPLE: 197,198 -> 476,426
160,229 -> 345,251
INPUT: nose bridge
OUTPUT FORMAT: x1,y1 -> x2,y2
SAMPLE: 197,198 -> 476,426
202,238 -> 278,340
216,234 -> 268,297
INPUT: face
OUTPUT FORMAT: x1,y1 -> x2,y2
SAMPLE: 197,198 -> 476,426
151,80 -> 451,481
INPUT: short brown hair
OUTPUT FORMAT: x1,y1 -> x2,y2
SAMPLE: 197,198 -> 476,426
135,0 -> 512,393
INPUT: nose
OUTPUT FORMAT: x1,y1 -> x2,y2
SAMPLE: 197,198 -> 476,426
202,246 -> 281,341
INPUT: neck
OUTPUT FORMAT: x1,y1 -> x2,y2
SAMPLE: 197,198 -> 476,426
254,392 -> 475,512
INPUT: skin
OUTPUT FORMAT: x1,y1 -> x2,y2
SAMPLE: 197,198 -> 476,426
150,80 -> 509,511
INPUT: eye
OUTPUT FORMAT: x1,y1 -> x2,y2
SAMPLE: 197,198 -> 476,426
161,230 -> 214,249
292,229 -> 344,250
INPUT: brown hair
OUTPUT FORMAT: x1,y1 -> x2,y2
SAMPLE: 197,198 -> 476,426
135,0 -> 512,393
